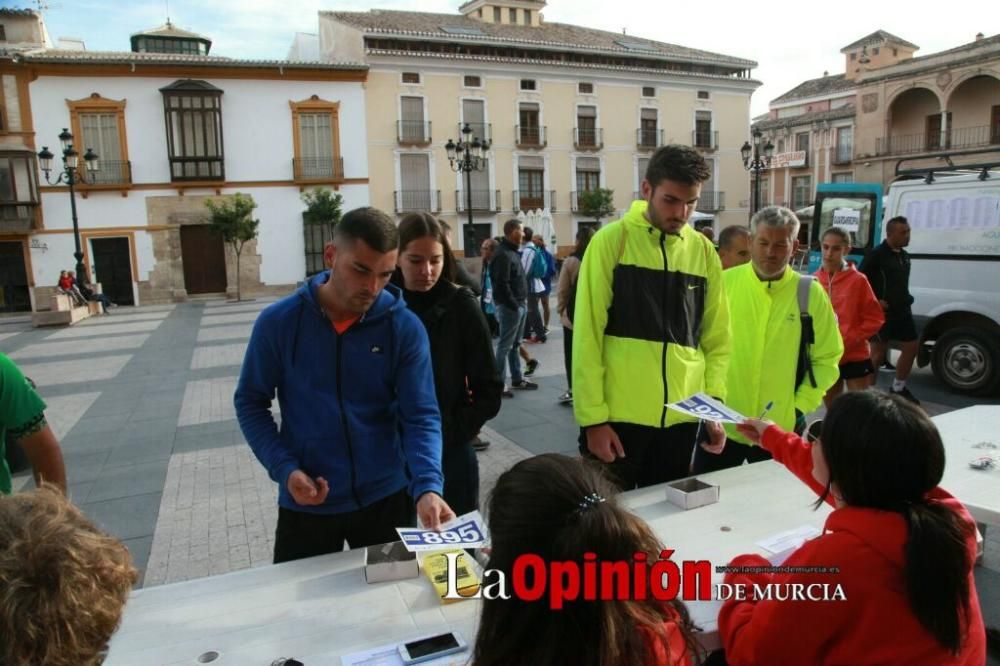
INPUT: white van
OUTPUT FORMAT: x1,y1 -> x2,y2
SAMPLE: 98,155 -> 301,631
882,168 -> 1000,395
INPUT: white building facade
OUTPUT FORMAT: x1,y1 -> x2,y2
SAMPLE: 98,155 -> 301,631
2,17 -> 369,308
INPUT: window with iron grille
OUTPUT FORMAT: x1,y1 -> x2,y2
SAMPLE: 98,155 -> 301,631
578,82 -> 594,94
642,86 -> 655,98
79,113 -> 125,184
640,109 -> 657,147
835,126 -> 853,162
464,75 -> 482,88
831,172 -> 853,184
577,105 -> 597,146
161,80 -> 224,181
792,176 -> 812,209
697,90 -> 710,100
695,111 -> 712,148
520,79 -> 537,91
795,132 -> 810,153
402,72 -> 421,84
576,156 -> 600,193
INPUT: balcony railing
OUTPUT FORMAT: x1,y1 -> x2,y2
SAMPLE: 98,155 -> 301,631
397,120 -> 432,145
570,190 -> 594,212
832,150 -> 853,165
456,189 -> 501,212
394,190 -> 441,213
693,130 -> 719,151
696,191 -> 726,213
513,190 -> 555,212
0,203 -> 37,232
169,156 -> 224,182
574,127 -> 603,150
515,125 -> 547,148
81,160 -> 133,186
637,128 -> 664,149
293,156 -> 345,182
875,124 -> 1000,156
458,122 -> 492,143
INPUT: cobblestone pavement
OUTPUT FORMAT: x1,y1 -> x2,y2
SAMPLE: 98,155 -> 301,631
1,297 -> 997,598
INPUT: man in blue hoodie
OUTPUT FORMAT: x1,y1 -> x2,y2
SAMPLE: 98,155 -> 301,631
235,207 -> 454,563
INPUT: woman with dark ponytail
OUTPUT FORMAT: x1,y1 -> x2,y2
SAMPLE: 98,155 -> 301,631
473,454 -> 700,665
721,391 -> 985,664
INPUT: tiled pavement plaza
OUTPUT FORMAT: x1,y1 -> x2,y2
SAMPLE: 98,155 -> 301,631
0,297 -> 997,624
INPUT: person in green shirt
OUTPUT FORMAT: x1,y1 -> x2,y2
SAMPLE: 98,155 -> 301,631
1,352 -> 66,494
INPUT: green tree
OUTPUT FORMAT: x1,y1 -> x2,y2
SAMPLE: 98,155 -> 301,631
206,192 -> 260,301
579,187 -> 616,226
301,187 -> 344,239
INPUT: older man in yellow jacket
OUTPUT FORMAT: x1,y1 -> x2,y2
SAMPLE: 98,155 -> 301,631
693,206 -> 843,473
573,145 -> 731,489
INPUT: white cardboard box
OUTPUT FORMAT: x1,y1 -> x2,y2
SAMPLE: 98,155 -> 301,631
364,541 -> 418,584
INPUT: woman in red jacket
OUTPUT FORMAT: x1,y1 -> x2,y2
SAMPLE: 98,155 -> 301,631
813,227 -> 885,408
719,391 -> 985,665
473,454 -> 700,665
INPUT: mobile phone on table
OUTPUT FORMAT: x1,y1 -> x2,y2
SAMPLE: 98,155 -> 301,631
397,631 -> 467,664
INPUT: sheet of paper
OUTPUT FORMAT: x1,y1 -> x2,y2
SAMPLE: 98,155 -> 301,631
755,524 -> 822,555
397,510 -> 488,553
666,393 -> 748,424
341,641 -> 466,666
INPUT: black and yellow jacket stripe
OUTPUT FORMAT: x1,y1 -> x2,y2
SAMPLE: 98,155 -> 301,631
572,200 -> 731,428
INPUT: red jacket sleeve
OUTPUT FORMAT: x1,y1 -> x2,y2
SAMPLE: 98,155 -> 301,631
855,274 -> 886,341
719,540 -> 853,666
759,426 -> 832,505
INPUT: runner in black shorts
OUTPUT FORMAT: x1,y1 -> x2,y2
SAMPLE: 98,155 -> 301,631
815,227 -> 885,409
859,217 -> 920,404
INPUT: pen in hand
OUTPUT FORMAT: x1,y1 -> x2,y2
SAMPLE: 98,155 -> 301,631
758,401 -> 774,420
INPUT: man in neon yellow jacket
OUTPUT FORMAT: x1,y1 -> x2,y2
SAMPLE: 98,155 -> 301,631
573,145 -> 730,488
693,206 -> 843,473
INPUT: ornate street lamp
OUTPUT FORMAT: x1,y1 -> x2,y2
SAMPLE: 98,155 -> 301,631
741,127 -> 774,216
445,123 -> 490,255
38,128 -> 100,280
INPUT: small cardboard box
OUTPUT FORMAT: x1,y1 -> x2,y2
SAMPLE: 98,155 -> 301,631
364,541 -> 418,584
664,478 -> 720,510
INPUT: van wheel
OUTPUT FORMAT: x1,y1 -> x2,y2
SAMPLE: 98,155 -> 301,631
931,327 -> 1000,396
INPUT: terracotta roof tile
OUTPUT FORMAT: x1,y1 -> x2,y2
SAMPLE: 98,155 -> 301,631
771,73 -> 855,104
14,48 -> 367,70
841,30 -> 918,52
753,106 -> 856,132
323,9 -> 756,68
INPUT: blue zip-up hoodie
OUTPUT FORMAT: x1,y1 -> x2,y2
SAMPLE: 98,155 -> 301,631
234,272 -> 443,515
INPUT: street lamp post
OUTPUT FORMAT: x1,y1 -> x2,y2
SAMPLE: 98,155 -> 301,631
445,123 -> 490,255
38,128 -> 100,280
741,127 -> 774,217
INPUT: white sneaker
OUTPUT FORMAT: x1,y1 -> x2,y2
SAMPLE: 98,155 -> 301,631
558,390 -> 573,404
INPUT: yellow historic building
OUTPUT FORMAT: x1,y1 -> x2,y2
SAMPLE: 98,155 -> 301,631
314,0 -> 759,255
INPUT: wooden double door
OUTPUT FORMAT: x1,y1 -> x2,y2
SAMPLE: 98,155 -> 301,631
180,225 -> 227,295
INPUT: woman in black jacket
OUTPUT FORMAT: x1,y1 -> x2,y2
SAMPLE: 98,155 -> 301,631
392,213 -> 503,515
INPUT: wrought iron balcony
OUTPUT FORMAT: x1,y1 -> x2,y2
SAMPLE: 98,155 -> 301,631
81,160 -> 133,186
515,125 -> 547,148
394,190 -> 441,213
693,130 -> 719,151
574,127 -> 603,150
293,156 -> 345,182
458,122 -> 491,143
637,128 -> 663,150
456,189 -> 501,212
513,190 -> 555,212
696,191 -> 726,213
874,124 -> 1000,157
397,120 -> 432,145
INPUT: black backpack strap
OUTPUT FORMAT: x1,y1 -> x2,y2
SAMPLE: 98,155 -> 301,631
795,275 -> 817,390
